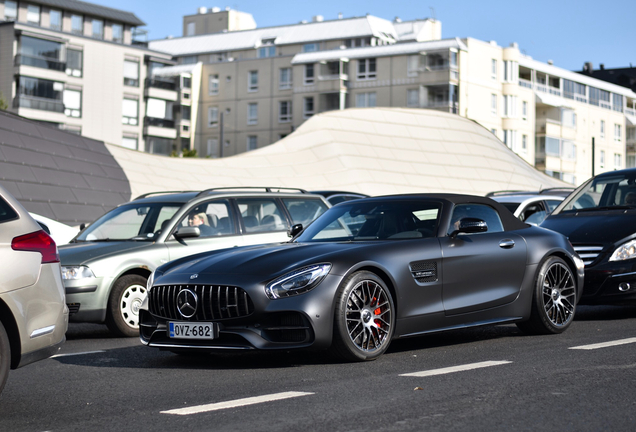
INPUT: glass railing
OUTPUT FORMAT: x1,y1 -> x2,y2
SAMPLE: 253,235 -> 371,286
14,95 -> 64,113
144,117 -> 175,129
15,54 -> 65,72
145,78 -> 176,91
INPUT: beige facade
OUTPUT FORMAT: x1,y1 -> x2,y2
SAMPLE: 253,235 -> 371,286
182,7 -> 256,36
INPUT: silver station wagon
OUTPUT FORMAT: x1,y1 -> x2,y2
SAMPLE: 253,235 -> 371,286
59,187 -> 329,336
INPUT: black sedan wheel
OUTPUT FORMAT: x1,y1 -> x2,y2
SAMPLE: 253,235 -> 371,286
517,256 -> 576,335
332,271 -> 395,361
0,321 -> 10,394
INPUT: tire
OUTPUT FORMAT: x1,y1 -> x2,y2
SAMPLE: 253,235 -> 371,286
517,256 -> 577,335
331,271 -> 395,361
0,321 -> 10,395
105,275 -> 148,337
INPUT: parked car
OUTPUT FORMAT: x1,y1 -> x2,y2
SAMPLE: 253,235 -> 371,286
59,187 -> 330,337
489,193 -> 565,225
29,213 -> 79,245
0,185 -> 68,394
310,191 -> 369,206
541,168 -> 636,304
140,194 -> 583,361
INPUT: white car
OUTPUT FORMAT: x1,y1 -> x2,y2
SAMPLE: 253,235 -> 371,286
29,213 -> 79,245
490,193 -> 565,225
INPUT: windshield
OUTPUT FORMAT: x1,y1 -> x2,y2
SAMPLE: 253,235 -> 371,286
555,173 -> 636,214
76,203 -> 181,241
294,200 -> 441,242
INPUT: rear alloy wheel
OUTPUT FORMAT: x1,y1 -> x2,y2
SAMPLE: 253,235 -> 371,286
517,256 -> 576,335
332,271 -> 395,361
106,275 -> 147,337
0,321 -> 10,395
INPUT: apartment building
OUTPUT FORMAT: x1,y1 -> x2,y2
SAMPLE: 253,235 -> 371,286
148,8 -> 636,184
0,0 -> 177,153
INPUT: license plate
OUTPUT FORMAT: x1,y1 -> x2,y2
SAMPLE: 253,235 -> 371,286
168,322 -> 218,339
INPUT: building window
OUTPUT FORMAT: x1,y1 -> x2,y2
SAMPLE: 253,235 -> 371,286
207,139 -> 218,157
450,51 -> 458,67
181,56 -> 197,65
304,97 -> 314,118
614,153 -> 622,169
503,60 -> 517,83
209,74 -> 219,95
71,15 -> 83,35
181,105 -> 191,121
112,24 -> 123,43
123,60 -> 139,86
17,76 -> 64,113
627,155 -> 636,168
562,109 -> 576,129
208,107 -> 218,127
279,68 -> 292,89
26,4 -> 40,25
3,1 -> 17,21
407,55 -> 419,77
122,98 -> 139,125
248,103 -> 258,125
186,22 -> 195,36
248,70 -> 258,92
615,124 -> 622,142
563,79 -> 587,101
407,89 -> 419,108
247,136 -> 257,151
279,101 -> 292,122
49,9 -> 62,31
562,141 -> 576,160
522,101 -> 528,120
66,49 -> 83,77
92,19 -> 103,39
357,58 -> 376,80
600,150 -> 605,168
303,43 -> 318,53
502,95 -> 517,118
503,130 -> 518,151
522,134 -> 528,152
121,137 -> 137,150
63,88 -> 82,118
491,59 -> 497,79
304,64 -> 314,85
18,36 -> 63,71
258,45 -> 276,58
600,120 -> 605,138
146,98 -> 173,121
491,94 -> 497,115
182,76 -> 192,89
356,92 -> 376,108
491,128 -> 497,136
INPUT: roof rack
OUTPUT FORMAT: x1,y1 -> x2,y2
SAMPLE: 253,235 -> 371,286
133,191 -> 196,200
485,190 -> 535,197
538,187 -> 575,195
195,186 -> 308,197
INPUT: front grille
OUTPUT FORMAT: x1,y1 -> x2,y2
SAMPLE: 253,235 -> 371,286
261,312 -> 312,343
409,261 -> 438,283
573,245 -> 604,266
149,284 -> 254,321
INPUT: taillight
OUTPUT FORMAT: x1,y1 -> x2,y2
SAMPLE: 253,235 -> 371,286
11,230 -> 60,263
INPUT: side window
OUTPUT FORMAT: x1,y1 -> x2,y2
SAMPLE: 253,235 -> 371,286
180,200 -> 235,238
282,198 -> 328,227
0,197 -> 18,223
153,206 -> 180,234
448,203 -> 504,235
519,202 -> 545,222
545,200 -> 562,212
236,198 -> 287,233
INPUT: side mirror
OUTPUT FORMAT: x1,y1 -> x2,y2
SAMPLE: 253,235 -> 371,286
450,217 -> 487,238
288,223 -> 303,238
174,226 -> 201,239
79,223 -> 86,231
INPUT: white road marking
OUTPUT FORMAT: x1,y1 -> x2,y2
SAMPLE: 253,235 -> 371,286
50,350 -> 106,358
399,360 -> 513,377
161,391 -> 315,416
569,337 -> 636,350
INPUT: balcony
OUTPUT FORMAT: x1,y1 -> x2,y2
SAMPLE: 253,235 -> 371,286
144,116 -> 177,139
144,79 -> 178,102
145,78 -> 177,91
15,54 -> 66,72
144,117 -> 175,128
13,95 -> 64,113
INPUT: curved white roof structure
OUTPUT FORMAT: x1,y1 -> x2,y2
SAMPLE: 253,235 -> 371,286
106,108 -> 568,198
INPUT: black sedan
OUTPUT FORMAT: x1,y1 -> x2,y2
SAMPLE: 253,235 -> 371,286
541,167 -> 636,304
139,194 -> 584,361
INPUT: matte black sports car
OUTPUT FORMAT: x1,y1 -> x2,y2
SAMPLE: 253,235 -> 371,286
541,167 -> 636,304
139,194 -> 584,361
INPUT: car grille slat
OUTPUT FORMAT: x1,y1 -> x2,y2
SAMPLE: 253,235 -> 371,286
573,245 -> 603,266
149,284 -> 254,321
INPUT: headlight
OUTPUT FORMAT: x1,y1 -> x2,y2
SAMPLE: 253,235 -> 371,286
61,265 -> 95,280
147,271 -> 155,291
609,240 -> 636,261
265,264 -> 331,299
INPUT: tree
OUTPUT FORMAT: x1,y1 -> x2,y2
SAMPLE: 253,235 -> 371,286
0,91 -> 8,110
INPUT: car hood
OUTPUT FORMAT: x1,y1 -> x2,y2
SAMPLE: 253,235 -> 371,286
58,241 -> 151,265
542,211 -> 636,245
160,241 -> 368,279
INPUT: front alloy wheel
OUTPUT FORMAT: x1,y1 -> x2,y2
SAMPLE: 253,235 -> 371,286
332,271 -> 395,361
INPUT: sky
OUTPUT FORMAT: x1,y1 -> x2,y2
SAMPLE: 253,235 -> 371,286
92,0 -> 635,72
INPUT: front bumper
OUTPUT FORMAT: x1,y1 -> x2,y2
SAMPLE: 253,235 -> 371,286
579,259 -> 636,304
63,276 -> 112,323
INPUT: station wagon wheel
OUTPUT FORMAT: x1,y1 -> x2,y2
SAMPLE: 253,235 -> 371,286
0,321 -> 10,394
105,274 -> 148,337
332,271 -> 395,361
517,256 -> 576,335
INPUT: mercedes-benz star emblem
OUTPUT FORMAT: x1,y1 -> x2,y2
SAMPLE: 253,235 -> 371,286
190,273 -> 198,279
176,289 -> 198,318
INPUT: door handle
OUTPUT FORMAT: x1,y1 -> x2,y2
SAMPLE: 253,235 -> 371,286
499,239 -> 515,249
